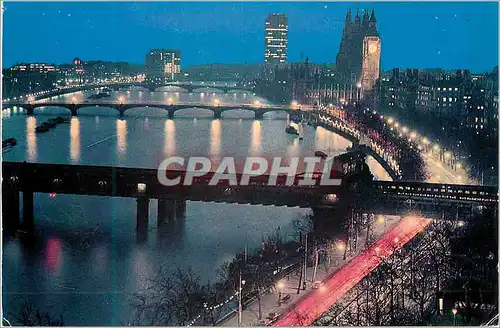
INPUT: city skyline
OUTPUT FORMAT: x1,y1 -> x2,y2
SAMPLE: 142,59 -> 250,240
2,2 -> 498,72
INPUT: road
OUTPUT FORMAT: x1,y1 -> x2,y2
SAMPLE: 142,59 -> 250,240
271,215 -> 432,326
423,152 -> 476,185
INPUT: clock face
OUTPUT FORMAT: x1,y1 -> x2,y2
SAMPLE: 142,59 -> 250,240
368,42 -> 378,54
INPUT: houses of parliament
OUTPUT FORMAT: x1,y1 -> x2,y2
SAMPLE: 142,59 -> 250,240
336,8 -> 381,92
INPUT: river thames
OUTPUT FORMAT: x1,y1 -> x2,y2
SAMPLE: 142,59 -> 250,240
2,88 -> 391,325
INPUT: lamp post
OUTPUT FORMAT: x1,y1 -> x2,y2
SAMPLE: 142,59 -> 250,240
452,308 -> 457,325
335,240 -> 346,261
238,270 -> 246,327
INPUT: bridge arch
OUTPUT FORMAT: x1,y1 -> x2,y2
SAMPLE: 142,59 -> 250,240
77,106 -> 120,116
220,108 -> 255,119
32,105 -> 73,115
173,107 -> 215,118
155,85 -> 190,93
192,87 -> 225,94
262,110 -> 290,119
122,106 -> 170,117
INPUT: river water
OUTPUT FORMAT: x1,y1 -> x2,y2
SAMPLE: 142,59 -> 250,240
1,88 -> 391,325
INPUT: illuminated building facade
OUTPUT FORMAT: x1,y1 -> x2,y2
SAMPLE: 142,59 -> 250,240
336,9 -> 379,83
264,13 -> 288,64
2,63 -> 58,98
146,49 -> 181,83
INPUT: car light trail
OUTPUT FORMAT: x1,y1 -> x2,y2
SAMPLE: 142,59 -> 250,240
272,215 -> 432,326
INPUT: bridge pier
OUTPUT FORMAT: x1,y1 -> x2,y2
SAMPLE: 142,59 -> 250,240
311,205 -> 348,236
2,185 -> 20,232
22,190 -> 34,232
168,110 -> 175,120
158,198 -> 176,227
214,110 -> 222,119
26,106 -> 34,116
175,200 -> 186,220
254,111 -> 264,120
136,196 -> 150,242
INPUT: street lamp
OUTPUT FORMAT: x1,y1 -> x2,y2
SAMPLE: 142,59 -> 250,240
452,308 -> 458,325
238,271 -> 246,327
118,96 -> 125,104
335,240 -> 346,251
377,214 -> 387,229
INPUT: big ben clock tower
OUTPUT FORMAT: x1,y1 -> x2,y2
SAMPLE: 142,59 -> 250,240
360,36 -> 381,93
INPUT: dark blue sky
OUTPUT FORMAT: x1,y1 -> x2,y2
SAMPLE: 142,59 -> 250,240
3,2 -> 498,72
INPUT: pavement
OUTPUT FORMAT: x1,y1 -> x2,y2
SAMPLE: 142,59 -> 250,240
423,152 -> 477,185
220,214 -> 402,327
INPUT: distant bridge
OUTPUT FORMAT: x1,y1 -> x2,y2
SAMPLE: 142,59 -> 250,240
2,101 -> 298,119
104,81 -> 255,94
2,81 -> 256,103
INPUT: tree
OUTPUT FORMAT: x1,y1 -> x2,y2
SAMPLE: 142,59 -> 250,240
130,267 -> 210,326
247,263 -> 275,320
16,301 -> 64,326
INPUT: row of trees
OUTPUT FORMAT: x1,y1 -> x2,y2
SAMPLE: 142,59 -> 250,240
129,224 -> 305,326
314,207 -> 498,326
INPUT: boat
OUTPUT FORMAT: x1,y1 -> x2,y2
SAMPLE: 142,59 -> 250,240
285,125 -> 299,135
2,137 -> 17,150
35,125 -> 50,133
45,121 -> 57,128
314,150 -> 328,159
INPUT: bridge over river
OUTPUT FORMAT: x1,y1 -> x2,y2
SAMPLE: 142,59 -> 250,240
2,100 -> 300,119
3,156 -> 496,240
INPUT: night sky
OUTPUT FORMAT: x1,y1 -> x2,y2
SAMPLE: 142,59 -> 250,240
2,2 -> 498,72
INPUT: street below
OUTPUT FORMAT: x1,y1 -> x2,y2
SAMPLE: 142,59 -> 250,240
272,215 -> 432,326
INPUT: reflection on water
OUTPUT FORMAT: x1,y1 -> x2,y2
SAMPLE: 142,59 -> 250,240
164,119 -> 176,157
45,237 -> 62,274
26,116 -> 37,161
1,93 -> 393,325
70,117 -> 80,162
116,119 -> 127,158
250,120 -> 262,155
210,119 -> 222,163
286,136 -> 301,157
314,126 -> 353,155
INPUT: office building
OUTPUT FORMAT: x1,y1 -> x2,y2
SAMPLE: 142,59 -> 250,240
264,13 -> 288,64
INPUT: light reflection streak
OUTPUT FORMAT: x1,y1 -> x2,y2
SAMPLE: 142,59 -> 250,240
116,119 -> 127,157
164,119 -> 176,157
26,116 -> 37,161
70,117 -> 80,162
210,119 -> 221,164
250,120 -> 262,155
